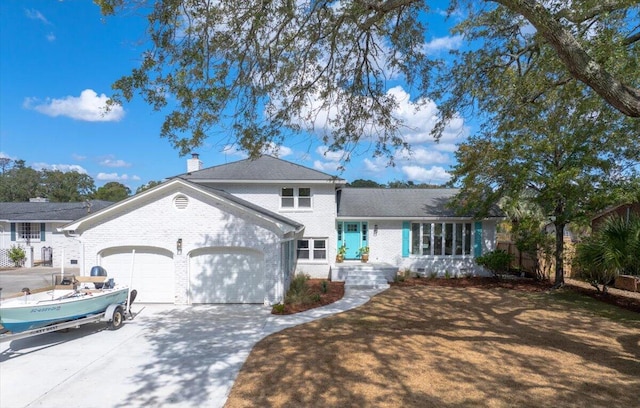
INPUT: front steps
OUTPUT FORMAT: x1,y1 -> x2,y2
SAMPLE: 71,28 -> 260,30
332,263 -> 395,292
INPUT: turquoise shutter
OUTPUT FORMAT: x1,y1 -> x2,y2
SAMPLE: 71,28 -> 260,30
40,223 -> 46,241
10,223 -> 16,241
474,221 -> 483,257
402,221 -> 410,257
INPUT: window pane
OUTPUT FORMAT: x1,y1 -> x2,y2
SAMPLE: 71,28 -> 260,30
282,187 -> 294,196
434,224 -> 443,255
298,188 -> 311,207
411,223 -> 420,255
18,223 -> 39,241
455,224 -> 463,255
299,188 -> 310,197
445,223 -> 453,255
464,223 -> 472,255
313,239 -> 327,259
298,197 -> 311,207
282,188 -> 294,207
297,240 -> 309,259
422,223 -> 431,255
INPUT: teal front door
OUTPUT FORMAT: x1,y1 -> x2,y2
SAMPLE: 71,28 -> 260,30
344,222 -> 361,259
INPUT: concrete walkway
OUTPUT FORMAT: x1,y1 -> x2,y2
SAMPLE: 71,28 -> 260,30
0,288 -> 386,408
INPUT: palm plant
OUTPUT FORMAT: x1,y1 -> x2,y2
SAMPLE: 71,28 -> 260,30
575,215 -> 640,293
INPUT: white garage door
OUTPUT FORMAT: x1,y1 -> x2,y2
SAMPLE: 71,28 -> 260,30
100,246 -> 174,303
189,247 -> 264,303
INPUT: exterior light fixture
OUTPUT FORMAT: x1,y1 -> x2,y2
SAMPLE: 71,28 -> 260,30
177,238 -> 182,255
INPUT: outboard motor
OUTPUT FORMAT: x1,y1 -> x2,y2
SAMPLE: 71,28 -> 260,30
90,266 -> 108,289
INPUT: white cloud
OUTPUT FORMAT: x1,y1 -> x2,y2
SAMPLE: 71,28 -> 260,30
100,158 -> 131,168
262,143 -> 292,157
96,173 -> 141,182
25,9 -> 50,25
399,146 -> 450,164
72,154 -> 87,161
423,35 -> 463,54
401,165 -> 451,184
31,162 -> 88,174
46,32 -> 56,42
387,86 -> 469,151
24,89 -> 125,122
313,160 -> 342,173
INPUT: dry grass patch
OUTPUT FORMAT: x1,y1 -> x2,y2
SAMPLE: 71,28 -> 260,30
226,285 -> 640,408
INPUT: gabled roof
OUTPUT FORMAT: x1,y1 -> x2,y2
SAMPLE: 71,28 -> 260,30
0,200 -> 114,222
176,155 -> 347,184
337,188 -> 504,218
62,179 -> 303,234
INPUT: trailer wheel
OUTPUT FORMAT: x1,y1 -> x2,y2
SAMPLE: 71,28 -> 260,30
108,306 -> 124,330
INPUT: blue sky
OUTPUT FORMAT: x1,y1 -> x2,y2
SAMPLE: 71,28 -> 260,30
0,1 -> 470,192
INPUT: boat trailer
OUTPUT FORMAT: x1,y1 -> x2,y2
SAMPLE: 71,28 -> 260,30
0,292 -> 142,343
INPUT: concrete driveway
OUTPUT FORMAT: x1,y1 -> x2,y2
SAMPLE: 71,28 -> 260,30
0,289 -> 384,408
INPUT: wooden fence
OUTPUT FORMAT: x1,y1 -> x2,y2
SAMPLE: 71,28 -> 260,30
497,237 -> 576,279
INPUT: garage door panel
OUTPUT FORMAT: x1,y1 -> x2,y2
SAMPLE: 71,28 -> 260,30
190,249 -> 264,304
101,247 -> 174,303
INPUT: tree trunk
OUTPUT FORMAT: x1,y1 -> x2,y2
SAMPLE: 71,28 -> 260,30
554,222 -> 565,287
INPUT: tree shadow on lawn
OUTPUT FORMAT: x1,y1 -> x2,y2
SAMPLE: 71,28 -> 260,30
226,286 -> 640,408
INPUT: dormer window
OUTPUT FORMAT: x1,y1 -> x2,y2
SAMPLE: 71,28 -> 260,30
281,187 -> 312,209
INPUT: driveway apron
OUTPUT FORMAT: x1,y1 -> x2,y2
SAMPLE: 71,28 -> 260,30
0,289 -> 383,408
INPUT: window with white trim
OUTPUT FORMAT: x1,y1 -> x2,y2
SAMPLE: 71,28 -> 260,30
411,222 -> 472,256
18,223 -> 40,242
297,238 -> 327,260
281,187 -> 312,209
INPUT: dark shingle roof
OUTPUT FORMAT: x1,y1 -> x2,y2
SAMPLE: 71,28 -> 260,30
337,188 -> 503,218
177,155 -> 346,183
0,201 -> 114,222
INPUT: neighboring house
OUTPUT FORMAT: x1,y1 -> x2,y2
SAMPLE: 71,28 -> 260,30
591,202 -> 640,231
0,199 -> 113,268
58,154 -> 502,305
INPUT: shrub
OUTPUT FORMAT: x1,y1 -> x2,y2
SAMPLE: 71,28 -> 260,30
320,280 -> 328,293
285,273 -> 314,304
8,245 -> 26,267
575,215 -> 640,293
475,249 -> 513,277
272,303 -> 286,314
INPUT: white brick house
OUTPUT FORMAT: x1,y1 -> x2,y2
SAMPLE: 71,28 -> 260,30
57,155 -> 501,305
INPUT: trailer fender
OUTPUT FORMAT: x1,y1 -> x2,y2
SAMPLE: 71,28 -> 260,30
102,304 -> 122,323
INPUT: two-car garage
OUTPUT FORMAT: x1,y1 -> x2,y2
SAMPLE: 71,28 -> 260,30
99,245 -> 265,304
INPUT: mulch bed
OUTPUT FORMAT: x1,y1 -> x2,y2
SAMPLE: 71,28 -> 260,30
273,279 -> 345,314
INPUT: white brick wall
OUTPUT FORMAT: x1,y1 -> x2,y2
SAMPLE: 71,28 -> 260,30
199,182 -> 339,279
75,185 -> 287,304
359,219 -> 497,278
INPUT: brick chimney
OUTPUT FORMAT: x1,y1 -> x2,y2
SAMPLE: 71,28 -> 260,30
187,153 -> 203,172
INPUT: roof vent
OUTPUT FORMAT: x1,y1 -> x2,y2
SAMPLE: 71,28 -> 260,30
174,195 -> 189,210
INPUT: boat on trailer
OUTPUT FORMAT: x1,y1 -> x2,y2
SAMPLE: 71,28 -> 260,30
0,266 -> 138,340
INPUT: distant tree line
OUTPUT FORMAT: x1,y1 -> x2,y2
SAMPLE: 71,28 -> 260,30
348,179 -> 443,189
0,158 -> 162,203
